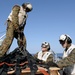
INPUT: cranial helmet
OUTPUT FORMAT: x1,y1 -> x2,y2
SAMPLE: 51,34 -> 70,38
41,42 -> 50,50
22,3 -> 33,12
59,34 -> 72,44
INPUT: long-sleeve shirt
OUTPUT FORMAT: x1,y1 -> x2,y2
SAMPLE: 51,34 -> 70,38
57,44 -> 75,74
34,50 -> 55,64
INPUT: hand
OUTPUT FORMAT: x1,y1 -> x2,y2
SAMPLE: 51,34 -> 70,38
47,61 -> 59,67
50,67 -> 60,75
50,70 -> 60,75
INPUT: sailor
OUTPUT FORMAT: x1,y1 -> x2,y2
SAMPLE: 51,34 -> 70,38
56,34 -> 75,75
34,41 -> 55,64
0,2 -> 33,57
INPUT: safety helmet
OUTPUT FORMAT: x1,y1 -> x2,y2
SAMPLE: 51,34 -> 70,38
59,34 -> 72,44
41,42 -> 50,50
22,3 -> 33,12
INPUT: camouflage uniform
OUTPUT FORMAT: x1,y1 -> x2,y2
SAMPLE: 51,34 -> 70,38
57,48 -> 75,75
34,51 -> 55,64
0,5 -> 27,57
57,49 -> 75,68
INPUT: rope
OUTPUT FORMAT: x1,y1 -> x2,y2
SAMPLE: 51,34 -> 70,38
0,61 -> 50,75
0,61 -> 28,67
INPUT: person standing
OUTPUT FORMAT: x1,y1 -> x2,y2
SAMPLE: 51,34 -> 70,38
0,2 -> 33,57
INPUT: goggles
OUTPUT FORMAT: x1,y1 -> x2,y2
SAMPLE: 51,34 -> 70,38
59,40 -> 65,45
41,44 -> 47,48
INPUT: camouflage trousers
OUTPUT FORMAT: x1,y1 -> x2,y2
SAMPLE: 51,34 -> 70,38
0,21 -> 26,57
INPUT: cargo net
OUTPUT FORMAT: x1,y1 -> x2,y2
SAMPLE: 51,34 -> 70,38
0,47 -> 50,75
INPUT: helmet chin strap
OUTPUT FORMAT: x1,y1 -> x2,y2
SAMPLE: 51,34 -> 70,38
66,44 -> 71,49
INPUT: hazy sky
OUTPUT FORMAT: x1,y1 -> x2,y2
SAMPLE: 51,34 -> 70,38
0,0 -> 75,54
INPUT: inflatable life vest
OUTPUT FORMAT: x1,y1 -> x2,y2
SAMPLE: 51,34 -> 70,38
38,50 -> 55,62
7,6 -> 27,26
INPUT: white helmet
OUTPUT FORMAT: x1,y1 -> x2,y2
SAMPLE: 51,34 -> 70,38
41,42 -> 50,50
59,34 -> 72,44
59,34 -> 66,41
22,3 -> 33,12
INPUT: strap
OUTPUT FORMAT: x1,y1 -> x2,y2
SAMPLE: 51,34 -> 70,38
39,68 -> 50,75
25,50 -> 38,75
0,61 -> 28,67
15,65 -> 21,75
14,57 -> 21,75
0,64 -> 8,75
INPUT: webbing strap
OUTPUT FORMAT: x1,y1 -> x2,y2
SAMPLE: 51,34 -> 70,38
38,68 -> 50,75
0,64 -> 8,75
0,61 -> 28,67
0,62 -> 50,75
